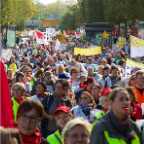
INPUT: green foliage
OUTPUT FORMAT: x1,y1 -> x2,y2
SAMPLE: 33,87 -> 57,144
16,16 -> 26,31
1,0 -> 38,28
77,0 -> 106,24
59,5 -> 80,30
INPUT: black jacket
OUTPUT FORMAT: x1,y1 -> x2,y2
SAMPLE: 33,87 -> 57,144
41,137 -> 49,144
90,110 -> 143,144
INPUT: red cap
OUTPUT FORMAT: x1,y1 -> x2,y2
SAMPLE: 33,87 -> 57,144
32,54 -> 36,57
53,106 -> 72,116
101,87 -> 112,97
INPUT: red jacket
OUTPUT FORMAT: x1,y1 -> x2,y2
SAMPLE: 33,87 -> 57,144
131,102 -> 142,121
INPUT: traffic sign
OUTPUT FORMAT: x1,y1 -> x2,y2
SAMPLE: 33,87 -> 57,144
51,21 -> 59,25
42,21 -> 50,25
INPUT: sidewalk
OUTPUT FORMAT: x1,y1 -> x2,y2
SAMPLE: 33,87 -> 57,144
2,48 -> 12,57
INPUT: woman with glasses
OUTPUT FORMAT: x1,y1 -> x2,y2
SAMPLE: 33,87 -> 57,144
17,99 -> 49,144
47,106 -> 73,144
62,117 -> 91,144
71,91 -> 101,123
41,80 -> 72,138
70,67 -> 80,87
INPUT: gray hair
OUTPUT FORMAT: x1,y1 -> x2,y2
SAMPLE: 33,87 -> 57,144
11,82 -> 26,95
87,66 -> 94,71
62,117 -> 91,144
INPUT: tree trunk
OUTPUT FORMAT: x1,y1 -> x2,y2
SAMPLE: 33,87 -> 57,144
118,23 -> 120,36
125,21 -> 127,38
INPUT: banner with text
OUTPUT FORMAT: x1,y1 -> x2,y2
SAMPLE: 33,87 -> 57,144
74,46 -> 101,56
125,59 -> 144,77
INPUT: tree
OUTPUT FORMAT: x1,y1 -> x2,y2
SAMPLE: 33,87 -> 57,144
60,5 -> 80,30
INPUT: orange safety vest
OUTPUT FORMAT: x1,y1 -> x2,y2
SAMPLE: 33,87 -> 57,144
133,86 -> 144,106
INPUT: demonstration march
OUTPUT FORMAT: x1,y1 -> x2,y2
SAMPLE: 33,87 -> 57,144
1,0 -> 144,144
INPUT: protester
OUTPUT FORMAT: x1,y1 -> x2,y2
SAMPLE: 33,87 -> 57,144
97,66 -> 110,91
41,80 -> 72,138
69,67 -> 80,87
11,82 -> 30,122
126,86 -> 142,121
7,69 -> 14,79
31,82 -> 47,102
128,74 -> 136,86
92,87 -> 112,126
75,78 -> 95,103
91,83 -> 103,110
87,66 -> 101,82
62,118 -> 91,144
47,106 -> 73,144
106,66 -> 121,88
71,91 -> 101,123
133,70 -> 144,106
0,127 -> 22,144
90,87 -> 143,144
17,99 -> 49,144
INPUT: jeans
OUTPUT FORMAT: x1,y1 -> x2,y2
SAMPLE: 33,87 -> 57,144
42,129 -> 54,138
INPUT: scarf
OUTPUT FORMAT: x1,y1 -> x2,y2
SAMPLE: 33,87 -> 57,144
54,92 -> 68,106
79,103 -> 93,111
37,93 -> 46,99
111,75 -> 120,87
20,128 -> 41,144
103,74 -> 109,80
79,83 -> 87,89
109,110 -> 135,140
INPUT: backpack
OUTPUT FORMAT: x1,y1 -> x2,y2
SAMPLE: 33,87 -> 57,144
41,95 -> 54,129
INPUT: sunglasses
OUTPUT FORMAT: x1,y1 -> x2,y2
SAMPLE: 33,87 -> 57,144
80,97 -> 88,100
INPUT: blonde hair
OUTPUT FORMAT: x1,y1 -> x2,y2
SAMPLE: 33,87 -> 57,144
99,96 -> 108,107
98,65 -> 104,70
62,118 -> 91,144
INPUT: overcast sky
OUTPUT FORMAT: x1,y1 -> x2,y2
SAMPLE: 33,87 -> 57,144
39,0 -> 77,5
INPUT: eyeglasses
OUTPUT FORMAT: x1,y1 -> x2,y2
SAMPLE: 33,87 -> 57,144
55,87 -> 63,90
72,71 -> 78,73
68,134 -> 88,140
80,97 -> 88,100
18,114 -> 41,123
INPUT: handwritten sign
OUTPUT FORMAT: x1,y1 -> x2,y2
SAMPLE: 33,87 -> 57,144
74,47 -> 101,56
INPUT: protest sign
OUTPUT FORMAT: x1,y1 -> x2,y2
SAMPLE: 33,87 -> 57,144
130,35 -> 144,57
8,63 -> 17,74
125,59 -> 144,77
74,46 -> 101,56
116,37 -> 126,49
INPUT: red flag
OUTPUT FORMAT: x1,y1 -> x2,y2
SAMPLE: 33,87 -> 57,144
112,26 -> 116,37
35,30 -> 45,39
0,62 -> 15,128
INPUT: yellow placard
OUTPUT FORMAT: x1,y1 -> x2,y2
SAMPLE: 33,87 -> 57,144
116,37 -> 126,48
74,47 -> 101,56
42,21 -> 50,25
8,63 -> 17,74
51,21 -> 59,25
130,35 -> 144,47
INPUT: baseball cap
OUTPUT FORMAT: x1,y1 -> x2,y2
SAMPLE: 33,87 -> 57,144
53,106 -> 72,116
101,87 -> 112,97
44,71 -> 53,78
58,73 -> 70,79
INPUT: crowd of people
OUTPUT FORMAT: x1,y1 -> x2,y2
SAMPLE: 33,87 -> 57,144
2,37 -> 144,144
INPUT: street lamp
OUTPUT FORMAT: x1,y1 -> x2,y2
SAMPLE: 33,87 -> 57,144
39,7 -> 41,27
